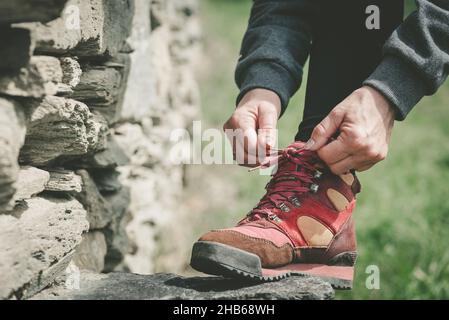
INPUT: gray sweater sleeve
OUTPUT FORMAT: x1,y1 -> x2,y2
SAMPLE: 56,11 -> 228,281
235,0 -> 317,116
364,0 -> 449,120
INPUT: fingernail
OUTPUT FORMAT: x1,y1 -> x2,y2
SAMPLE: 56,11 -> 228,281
304,139 -> 315,150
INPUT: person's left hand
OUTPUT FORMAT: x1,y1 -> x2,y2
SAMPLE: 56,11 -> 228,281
305,86 -> 395,175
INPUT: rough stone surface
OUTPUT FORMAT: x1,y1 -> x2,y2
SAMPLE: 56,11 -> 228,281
45,170 -> 82,193
117,0 -> 153,122
19,96 -> 108,166
0,98 -> 27,211
72,231 -> 107,272
71,66 -> 122,107
0,195 -> 88,299
60,57 -> 82,88
89,169 -> 122,193
33,272 -> 334,300
71,135 -> 129,169
75,169 -> 113,229
19,0 -> 134,57
0,0 -> 279,302
0,0 -> 68,24
102,184 -> 132,272
13,166 -> 50,202
0,56 -> 63,98
0,27 -> 34,71
106,0 -> 200,274
0,215 -> 36,300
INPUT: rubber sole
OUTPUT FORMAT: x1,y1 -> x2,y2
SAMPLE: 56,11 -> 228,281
190,241 -> 355,290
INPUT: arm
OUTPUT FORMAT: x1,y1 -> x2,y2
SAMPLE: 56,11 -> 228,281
227,0 -> 317,166
364,0 -> 449,120
235,0 -> 317,116
308,0 -> 449,174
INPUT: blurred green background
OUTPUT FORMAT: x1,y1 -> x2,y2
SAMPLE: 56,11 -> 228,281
190,0 -> 449,299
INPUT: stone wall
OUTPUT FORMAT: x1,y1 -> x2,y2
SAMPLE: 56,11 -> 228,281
0,0 -> 200,299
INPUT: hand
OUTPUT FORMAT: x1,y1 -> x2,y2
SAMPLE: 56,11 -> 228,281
223,88 -> 281,167
306,86 -> 395,174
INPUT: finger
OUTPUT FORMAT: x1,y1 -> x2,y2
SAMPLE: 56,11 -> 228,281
329,155 -> 374,175
328,156 -> 357,175
224,116 -> 258,165
257,106 -> 278,159
306,108 -> 344,151
317,136 -> 351,165
236,152 -> 260,168
355,163 -> 374,172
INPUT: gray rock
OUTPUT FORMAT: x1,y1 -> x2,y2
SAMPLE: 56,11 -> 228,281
22,250 -> 75,300
89,54 -> 131,123
72,231 -> 107,272
71,65 -> 122,108
102,185 -> 131,272
19,96 -> 108,166
0,27 -> 34,71
45,170 -> 82,193
20,196 -> 88,267
18,0 -> 134,57
0,0 -> 68,24
0,215 -> 37,299
117,0 -> 153,122
0,195 -> 88,299
114,123 -> 164,167
75,169 -> 114,229
60,57 -> 82,88
33,272 -> 334,300
89,169 -> 122,193
0,98 -> 27,211
0,56 -> 63,98
70,135 -> 129,169
13,166 -> 50,202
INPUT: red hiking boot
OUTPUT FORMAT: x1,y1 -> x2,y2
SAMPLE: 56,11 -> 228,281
190,142 -> 361,289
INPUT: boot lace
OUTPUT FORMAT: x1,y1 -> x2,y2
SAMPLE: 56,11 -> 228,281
245,146 -> 321,222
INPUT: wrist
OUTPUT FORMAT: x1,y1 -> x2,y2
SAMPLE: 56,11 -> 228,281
361,85 -> 396,120
238,88 -> 281,116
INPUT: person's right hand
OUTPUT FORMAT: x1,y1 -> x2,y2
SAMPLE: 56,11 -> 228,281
223,88 -> 281,167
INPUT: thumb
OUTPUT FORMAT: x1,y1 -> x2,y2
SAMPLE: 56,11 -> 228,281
257,105 -> 278,155
306,108 -> 344,151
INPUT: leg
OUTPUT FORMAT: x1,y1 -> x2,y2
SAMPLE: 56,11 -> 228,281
296,0 -> 404,142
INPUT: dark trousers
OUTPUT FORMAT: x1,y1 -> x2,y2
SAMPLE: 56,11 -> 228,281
295,0 -> 404,142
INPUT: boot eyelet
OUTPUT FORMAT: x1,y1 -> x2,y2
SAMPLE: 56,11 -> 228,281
314,170 -> 323,179
289,197 -> 301,207
277,202 -> 290,212
310,183 -> 319,193
269,214 -> 282,222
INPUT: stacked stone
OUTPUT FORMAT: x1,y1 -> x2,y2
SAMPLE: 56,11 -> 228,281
0,0 -> 200,299
116,0 -> 201,275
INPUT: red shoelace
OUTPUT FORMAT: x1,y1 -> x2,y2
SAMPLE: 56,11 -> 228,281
246,146 -> 322,222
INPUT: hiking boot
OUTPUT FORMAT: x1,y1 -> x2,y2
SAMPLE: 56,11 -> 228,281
190,141 -> 361,289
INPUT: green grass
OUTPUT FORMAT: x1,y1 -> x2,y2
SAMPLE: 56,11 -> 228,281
193,0 -> 449,299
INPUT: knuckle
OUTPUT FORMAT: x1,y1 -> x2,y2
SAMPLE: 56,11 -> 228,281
224,116 -> 237,129
317,149 -> 330,163
313,122 -> 327,138
364,147 -> 380,160
330,107 -> 343,118
349,137 -> 366,150
378,149 -> 388,161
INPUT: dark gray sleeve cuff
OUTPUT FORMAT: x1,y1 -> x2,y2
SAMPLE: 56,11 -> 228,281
363,55 -> 428,121
236,62 -> 301,117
